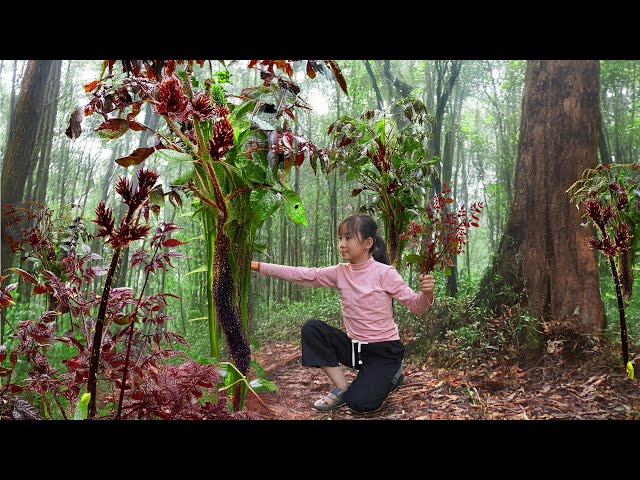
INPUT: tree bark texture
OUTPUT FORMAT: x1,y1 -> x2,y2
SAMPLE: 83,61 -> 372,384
1,60 -> 53,273
476,60 -> 604,334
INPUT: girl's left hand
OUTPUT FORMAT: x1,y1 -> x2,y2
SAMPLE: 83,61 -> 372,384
418,274 -> 435,295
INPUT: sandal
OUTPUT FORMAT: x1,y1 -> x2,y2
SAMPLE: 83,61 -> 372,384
313,387 -> 346,411
391,366 -> 404,391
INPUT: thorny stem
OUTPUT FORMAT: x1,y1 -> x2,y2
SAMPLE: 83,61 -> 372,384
116,240 -> 162,419
87,204 -> 136,418
163,115 -> 199,158
87,246 -> 123,418
597,225 -> 630,366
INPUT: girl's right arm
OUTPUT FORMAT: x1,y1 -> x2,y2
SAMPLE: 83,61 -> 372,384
252,261 -> 339,288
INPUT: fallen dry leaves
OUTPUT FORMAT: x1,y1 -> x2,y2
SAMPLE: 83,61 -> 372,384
245,341 -> 640,420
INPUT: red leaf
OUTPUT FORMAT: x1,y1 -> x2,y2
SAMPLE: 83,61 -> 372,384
162,239 -> 187,248
83,79 -> 101,93
6,384 -> 23,393
10,351 -> 18,367
306,62 -> 317,79
0,346 -> 5,364
326,60 -> 348,95
32,284 -> 48,296
9,268 -> 38,284
41,310 -> 59,323
445,198 -> 454,203
96,118 -> 129,140
0,367 -> 10,377
115,147 -> 156,168
471,222 -> 480,228
128,121 -> 147,132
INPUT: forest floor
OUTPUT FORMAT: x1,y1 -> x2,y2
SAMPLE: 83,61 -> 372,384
245,340 -> 640,420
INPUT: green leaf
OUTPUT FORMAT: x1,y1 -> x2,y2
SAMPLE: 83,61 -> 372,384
250,189 -> 280,235
149,187 -> 165,207
404,253 -> 423,264
444,266 -> 452,276
231,100 -> 257,122
249,378 -> 278,393
186,265 -> 208,276
282,189 -> 307,226
171,169 -> 194,186
151,149 -> 194,163
252,242 -> 267,254
73,393 -> 91,420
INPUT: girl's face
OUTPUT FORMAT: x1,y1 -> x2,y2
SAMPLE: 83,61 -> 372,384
338,229 -> 373,264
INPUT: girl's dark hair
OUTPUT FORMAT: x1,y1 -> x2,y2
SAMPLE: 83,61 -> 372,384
338,214 -> 390,265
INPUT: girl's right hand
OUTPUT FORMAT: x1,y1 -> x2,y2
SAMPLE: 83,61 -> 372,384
251,261 -> 261,272
418,274 -> 435,295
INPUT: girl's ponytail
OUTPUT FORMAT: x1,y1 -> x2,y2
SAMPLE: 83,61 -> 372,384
372,234 -> 389,265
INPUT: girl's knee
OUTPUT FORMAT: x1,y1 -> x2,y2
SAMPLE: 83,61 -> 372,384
301,318 -> 323,335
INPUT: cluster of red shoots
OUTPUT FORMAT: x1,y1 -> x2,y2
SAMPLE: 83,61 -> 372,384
401,182 -> 484,274
584,181 -> 631,256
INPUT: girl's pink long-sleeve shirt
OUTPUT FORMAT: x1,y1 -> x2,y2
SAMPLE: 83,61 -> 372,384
258,256 -> 433,343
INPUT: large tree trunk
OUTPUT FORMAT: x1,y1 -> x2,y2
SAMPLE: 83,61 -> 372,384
476,60 -> 604,334
1,61 -> 53,274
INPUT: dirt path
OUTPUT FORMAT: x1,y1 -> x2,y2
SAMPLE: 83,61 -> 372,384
245,341 -> 640,420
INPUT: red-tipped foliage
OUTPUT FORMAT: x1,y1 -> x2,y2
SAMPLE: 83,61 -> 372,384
402,185 -> 484,275
153,76 -> 188,118
209,116 -> 234,160
93,200 -> 115,238
191,91 -> 214,120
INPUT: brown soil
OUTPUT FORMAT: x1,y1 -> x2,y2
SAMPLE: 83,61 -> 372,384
245,341 -> 640,420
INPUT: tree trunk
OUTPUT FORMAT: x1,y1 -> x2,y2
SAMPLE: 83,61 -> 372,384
364,60 -> 384,110
3,60 -> 19,155
1,61 -> 53,274
598,112 -> 612,164
430,61 -> 462,196
475,60 -> 604,334
32,60 -> 62,204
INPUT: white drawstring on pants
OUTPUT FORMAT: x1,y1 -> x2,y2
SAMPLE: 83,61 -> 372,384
351,339 -> 369,367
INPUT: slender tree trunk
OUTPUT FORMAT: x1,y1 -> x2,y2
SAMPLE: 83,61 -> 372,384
598,113 -> 612,164
476,60 -> 604,335
313,171 -> 320,267
1,61 -> 53,274
364,60 -> 384,110
430,61 -> 462,196
32,60 -> 62,204
3,60 -> 19,155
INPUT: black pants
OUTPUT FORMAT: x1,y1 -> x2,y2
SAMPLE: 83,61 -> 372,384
301,319 -> 404,413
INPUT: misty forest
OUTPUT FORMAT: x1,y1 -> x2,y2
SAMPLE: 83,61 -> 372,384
1,59 -> 639,420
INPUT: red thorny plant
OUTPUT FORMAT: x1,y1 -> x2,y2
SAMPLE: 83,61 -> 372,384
0,174 -> 257,419
70,60 -> 347,412
401,182 -> 484,275
568,162 -> 640,378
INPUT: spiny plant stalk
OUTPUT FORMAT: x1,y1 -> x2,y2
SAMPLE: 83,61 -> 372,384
115,241 -> 160,419
584,197 -> 630,366
87,168 -> 159,417
87,233 -> 125,418
567,163 -> 640,376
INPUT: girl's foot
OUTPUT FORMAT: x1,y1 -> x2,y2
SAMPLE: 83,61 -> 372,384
313,387 -> 346,411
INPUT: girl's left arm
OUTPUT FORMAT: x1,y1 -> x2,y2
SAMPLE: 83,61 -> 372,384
383,268 -> 434,315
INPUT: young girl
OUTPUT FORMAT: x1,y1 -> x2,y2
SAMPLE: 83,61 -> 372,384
251,214 -> 435,414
